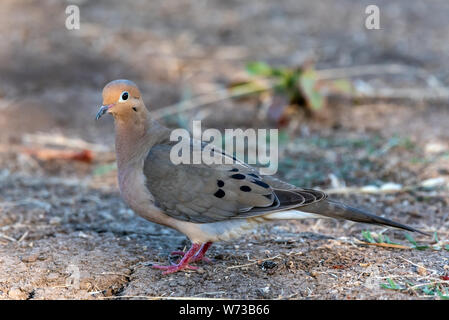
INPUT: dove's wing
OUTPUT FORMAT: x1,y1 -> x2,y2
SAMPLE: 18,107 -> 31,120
143,142 -> 323,223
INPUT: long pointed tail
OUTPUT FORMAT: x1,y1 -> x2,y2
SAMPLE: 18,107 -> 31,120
299,199 -> 429,235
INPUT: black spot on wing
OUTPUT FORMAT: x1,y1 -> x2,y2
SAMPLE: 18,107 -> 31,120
248,173 -> 260,179
229,168 -> 239,172
217,180 -> 225,187
240,186 -> 251,192
214,189 -> 225,198
231,174 -> 246,180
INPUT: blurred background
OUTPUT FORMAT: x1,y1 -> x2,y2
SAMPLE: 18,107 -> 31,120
0,0 -> 448,300
1,0 -> 449,181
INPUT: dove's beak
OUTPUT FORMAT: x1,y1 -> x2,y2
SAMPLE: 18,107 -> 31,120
96,104 -> 113,120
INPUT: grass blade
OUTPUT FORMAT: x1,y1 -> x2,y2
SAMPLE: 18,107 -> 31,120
362,230 -> 375,243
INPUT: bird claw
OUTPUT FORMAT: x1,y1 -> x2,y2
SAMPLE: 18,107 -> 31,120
169,250 -> 212,264
152,263 -> 198,275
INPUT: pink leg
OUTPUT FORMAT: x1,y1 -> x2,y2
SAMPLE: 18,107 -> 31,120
169,242 -> 213,264
192,242 -> 213,263
153,243 -> 202,275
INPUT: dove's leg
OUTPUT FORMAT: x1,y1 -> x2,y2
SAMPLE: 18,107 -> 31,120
169,242 -> 213,264
192,242 -> 212,263
153,243 -> 202,274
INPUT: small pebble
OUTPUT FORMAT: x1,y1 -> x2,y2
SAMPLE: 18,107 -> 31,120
21,254 -> 39,263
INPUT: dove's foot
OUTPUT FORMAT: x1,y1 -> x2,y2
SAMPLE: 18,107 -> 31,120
153,242 -> 213,274
152,263 -> 199,274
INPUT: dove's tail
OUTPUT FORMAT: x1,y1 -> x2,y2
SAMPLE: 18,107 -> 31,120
265,199 -> 429,236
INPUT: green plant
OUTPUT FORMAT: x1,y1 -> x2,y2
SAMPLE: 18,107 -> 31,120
381,280 -> 449,299
361,230 -> 402,246
381,278 -> 401,290
230,61 -> 352,124
404,233 -> 429,250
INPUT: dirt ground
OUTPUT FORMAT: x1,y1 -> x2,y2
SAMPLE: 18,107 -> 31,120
0,0 -> 448,300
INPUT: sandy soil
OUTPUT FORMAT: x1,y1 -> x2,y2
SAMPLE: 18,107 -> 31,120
0,0 -> 448,299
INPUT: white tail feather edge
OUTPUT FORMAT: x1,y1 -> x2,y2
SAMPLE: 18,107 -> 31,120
263,210 -> 324,220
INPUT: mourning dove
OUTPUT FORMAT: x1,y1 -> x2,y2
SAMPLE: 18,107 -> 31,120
96,79 -> 426,274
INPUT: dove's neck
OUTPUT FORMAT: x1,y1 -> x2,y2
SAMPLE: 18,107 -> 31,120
114,113 -> 174,228
114,114 -> 170,171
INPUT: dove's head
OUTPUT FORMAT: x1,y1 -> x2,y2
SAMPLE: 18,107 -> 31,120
96,79 -> 147,121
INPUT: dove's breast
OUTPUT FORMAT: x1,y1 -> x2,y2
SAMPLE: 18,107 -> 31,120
117,163 -> 179,228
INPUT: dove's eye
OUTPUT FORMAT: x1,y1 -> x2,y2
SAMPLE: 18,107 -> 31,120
119,91 -> 129,102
